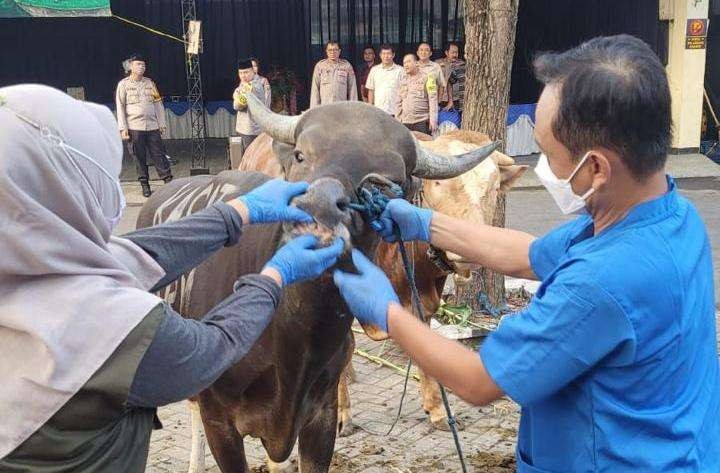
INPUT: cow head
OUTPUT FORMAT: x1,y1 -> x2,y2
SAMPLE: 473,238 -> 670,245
245,94 -> 497,254
417,130 -> 528,276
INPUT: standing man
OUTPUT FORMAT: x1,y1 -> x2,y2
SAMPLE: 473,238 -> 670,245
233,57 -> 272,160
356,45 -> 377,103
334,35 -> 720,471
365,44 -> 403,116
436,41 -> 466,114
417,42 -> 452,110
250,57 -> 272,101
115,53 -> 172,198
395,54 -> 438,134
309,41 -> 358,108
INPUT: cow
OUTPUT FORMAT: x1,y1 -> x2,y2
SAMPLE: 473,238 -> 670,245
137,93 -> 497,473
240,129 -> 527,433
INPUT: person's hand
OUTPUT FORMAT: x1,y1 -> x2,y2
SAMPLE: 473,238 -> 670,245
333,249 -> 399,332
430,119 -> 438,132
238,179 -> 313,225
160,126 -> 167,136
443,101 -> 454,111
120,129 -> 129,140
264,235 -> 344,286
375,199 -> 432,243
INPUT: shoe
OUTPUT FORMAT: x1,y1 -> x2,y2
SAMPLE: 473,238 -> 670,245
163,176 -> 173,184
141,181 -> 152,198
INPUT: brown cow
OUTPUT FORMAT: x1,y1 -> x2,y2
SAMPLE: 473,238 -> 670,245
139,95 -> 498,472
240,129 -> 526,433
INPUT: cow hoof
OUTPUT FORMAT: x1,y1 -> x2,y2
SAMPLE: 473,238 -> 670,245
337,419 -> 356,437
431,417 -> 465,432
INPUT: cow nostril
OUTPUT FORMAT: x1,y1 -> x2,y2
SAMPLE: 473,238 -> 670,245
336,197 -> 350,213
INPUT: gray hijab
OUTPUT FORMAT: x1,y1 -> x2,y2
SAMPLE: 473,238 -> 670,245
0,84 -> 165,457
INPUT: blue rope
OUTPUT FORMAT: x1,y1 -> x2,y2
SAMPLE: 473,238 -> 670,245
350,182 -> 468,472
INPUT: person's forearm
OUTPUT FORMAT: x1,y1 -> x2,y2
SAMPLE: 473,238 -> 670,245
124,201 -> 245,291
367,89 -> 374,105
430,212 -> 537,279
127,274 -> 281,407
387,304 -> 502,406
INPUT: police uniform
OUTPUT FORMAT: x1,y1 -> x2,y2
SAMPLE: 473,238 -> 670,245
418,60 -> 448,104
233,75 -> 272,158
395,70 -> 438,135
309,59 -> 358,108
436,57 -> 466,111
115,76 -> 172,184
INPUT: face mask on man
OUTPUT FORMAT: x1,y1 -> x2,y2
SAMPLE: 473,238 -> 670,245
535,151 -> 595,215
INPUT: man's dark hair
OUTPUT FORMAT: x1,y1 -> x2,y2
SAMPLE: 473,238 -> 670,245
533,34 -> 671,180
128,53 -> 145,63
379,43 -> 394,53
362,44 -> 375,53
326,41 -> 340,49
445,41 -> 460,51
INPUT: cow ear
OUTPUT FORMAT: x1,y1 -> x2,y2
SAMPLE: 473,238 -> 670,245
272,140 -> 295,177
498,164 -> 528,192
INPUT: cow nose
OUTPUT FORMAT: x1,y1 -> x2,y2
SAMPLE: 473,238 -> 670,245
293,177 -> 351,227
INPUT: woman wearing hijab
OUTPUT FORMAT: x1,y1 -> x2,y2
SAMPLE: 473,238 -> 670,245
0,84 -> 344,471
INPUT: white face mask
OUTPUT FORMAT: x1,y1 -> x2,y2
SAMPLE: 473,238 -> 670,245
535,152 -> 595,215
11,109 -> 126,230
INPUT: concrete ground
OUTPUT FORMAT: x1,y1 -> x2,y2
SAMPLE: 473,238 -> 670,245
114,147 -> 720,472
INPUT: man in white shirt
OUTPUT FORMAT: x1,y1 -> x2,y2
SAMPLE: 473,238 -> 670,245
365,44 -> 404,116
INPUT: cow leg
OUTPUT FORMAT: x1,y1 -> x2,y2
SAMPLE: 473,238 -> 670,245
199,401 -> 248,473
336,367 -> 354,437
298,398 -> 338,473
336,334 -> 356,438
419,368 -> 465,431
187,401 -> 206,473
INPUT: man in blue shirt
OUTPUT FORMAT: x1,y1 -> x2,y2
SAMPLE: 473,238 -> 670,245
333,35 -> 720,471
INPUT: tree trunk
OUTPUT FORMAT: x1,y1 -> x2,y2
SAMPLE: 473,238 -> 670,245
456,0 -> 519,312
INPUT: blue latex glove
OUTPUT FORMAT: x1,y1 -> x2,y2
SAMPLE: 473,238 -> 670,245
375,199 -> 432,243
265,235 -> 344,286
238,179 -> 313,224
333,249 -> 399,332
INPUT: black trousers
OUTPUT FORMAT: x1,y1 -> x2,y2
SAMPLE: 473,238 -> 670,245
404,120 -> 430,135
127,130 -> 172,182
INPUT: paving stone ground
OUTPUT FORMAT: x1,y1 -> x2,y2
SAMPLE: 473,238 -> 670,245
145,329 -> 519,473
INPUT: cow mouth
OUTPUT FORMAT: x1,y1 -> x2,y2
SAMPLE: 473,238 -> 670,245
281,219 -> 352,251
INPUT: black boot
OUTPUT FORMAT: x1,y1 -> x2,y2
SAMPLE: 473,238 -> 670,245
141,180 -> 152,198
163,175 -> 173,184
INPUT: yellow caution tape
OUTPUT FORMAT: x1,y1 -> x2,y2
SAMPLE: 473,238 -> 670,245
112,14 -> 187,45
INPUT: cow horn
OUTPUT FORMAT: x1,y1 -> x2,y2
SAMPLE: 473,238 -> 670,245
412,139 -> 500,179
245,93 -> 300,144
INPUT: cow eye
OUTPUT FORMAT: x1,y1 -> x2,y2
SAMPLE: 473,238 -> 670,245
294,151 -> 305,163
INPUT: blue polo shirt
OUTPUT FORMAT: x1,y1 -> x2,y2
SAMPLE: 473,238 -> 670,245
481,177 -> 719,472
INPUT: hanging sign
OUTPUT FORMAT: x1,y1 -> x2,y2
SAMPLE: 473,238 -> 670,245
685,18 -> 708,49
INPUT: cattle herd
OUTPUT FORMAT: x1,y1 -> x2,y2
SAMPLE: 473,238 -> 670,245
138,94 -> 526,472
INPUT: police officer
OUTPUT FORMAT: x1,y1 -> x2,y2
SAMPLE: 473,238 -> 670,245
251,57 -> 272,102
115,54 -> 172,198
233,58 -> 272,159
395,54 -> 438,135
417,42 -> 452,110
310,41 -> 358,108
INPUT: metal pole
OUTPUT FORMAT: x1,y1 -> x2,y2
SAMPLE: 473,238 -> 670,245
182,0 -> 209,175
